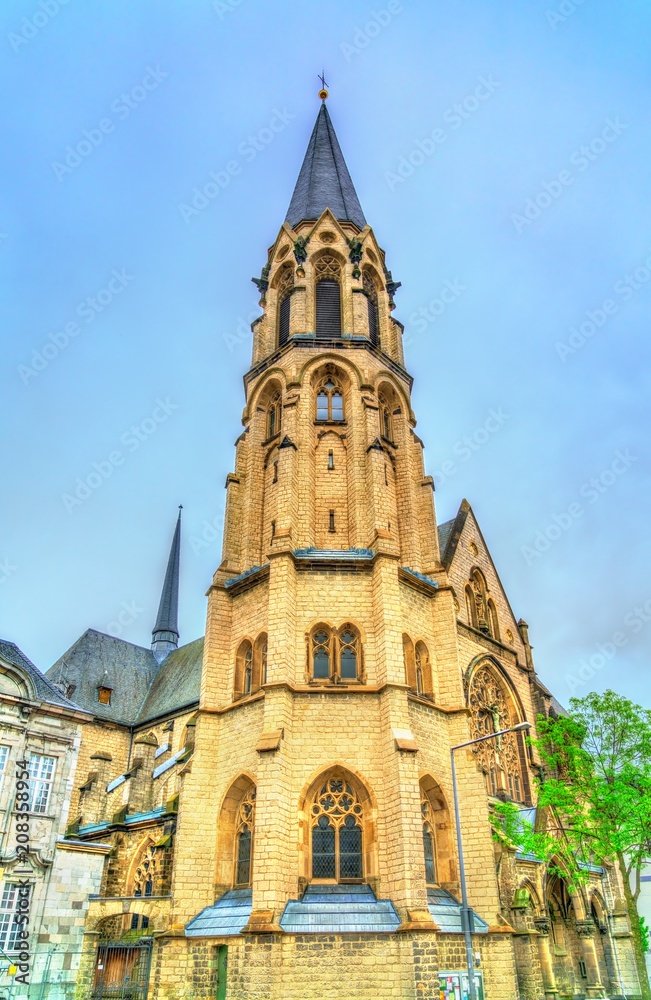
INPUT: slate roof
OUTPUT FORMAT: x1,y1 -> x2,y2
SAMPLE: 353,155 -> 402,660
426,887 -> 489,934
186,889 -> 253,937
437,519 -> 456,561
136,637 -> 203,723
46,631 -> 203,726
285,102 -> 367,231
0,639 -> 82,711
152,509 -> 181,639
280,884 -> 400,934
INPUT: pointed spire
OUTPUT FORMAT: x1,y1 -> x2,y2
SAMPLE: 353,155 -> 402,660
151,507 -> 182,664
285,102 -> 367,231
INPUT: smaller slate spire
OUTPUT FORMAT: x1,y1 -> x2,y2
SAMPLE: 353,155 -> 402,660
151,507 -> 182,664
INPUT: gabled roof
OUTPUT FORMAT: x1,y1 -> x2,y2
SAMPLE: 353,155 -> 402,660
47,630 -> 159,724
136,637 -> 203,723
0,639 -> 81,711
285,102 -> 366,231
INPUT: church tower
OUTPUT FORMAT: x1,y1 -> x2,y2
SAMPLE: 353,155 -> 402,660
142,94 -> 633,1000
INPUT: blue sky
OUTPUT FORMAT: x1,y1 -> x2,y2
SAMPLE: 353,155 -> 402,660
1,0 -> 649,707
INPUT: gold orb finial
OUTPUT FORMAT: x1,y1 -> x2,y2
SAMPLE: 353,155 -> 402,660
318,71 -> 329,101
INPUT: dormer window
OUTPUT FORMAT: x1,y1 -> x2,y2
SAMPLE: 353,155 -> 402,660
98,687 -> 112,706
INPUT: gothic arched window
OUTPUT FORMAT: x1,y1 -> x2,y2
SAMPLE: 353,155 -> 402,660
421,790 -> 436,885
403,634 -> 416,690
414,641 -> 433,700
378,393 -> 392,441
316,378 -> 344,422
234,786 -> 256,886
133,844 -> 159,898
487,599 -> 500,641
309,625 -> 362,682
253,632 -> 268,688
311,777 -> 363,880
234,640 -> 254,700
315,255 -> 342,339
276,266 -> 294,347
267,392 -> 282,439
468,663 -> 526,803
363,270 -> 379,346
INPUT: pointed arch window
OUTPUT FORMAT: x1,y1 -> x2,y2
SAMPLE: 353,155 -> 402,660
315,255 -> 342,339
309,625 -> 362,683
311,777 -> 363,881
421,790 -> 436,885
468,664 -> 527,803
234,640 -> 254,700
363,270 -> 379,345
267,392 -> 282,439
277,266 -> 294,347
414,641 -> 434,700
133,844 -> 159,898
315,378 -> 344,422
234,786 -> 256,886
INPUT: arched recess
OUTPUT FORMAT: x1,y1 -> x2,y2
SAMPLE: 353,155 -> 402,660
362,267 -> 381,345
466,657 -> 530,803
233,639 -> 253,700
313,251 -> 343,339
273,262 -> 294,347
419,774 -> 455,889
311,362 -> 351,548
297,764 -> 378,886
0,666 -> 31,699
403,634 -> 416,690
414,641 -> 434,701
252,632 -> 268,690
214,773 -> 257,892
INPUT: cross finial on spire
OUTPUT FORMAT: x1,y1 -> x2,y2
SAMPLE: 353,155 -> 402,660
318,71 -> 329,100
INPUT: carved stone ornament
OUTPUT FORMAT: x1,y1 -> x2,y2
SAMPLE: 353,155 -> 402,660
293,236 -> 310,264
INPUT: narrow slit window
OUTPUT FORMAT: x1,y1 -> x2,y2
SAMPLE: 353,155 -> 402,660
328,450 -> 334,470
272,461 -> 278,483
329,510 -> 335,533
271,520 -> 276,541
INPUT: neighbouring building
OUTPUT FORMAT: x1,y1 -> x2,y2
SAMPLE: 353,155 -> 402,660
30,93 -> 644,999
0,640 -> 109,998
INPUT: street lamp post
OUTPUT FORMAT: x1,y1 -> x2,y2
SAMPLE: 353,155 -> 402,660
450,721 -> 532,1000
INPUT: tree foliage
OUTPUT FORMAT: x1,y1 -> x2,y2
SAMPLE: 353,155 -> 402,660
493,690 -> 651,998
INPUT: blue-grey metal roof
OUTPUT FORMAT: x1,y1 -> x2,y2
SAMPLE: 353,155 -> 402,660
285,103 -> 367,231
224,565 -> 268,589
78,805 -> 168,836
293,547 -> 375,561
427,887 -> 489,934
437,519 -> 456,560
152,509 -> 182,639
185,890 -> 252,937
280,884 -> 400,934
401,567 -> 439,588
0,639 -> 82,711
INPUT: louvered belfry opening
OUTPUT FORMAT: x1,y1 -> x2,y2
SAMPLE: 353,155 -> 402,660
316,280 -> 341,339
315,254 -> 342,339
278,294 -> 291,345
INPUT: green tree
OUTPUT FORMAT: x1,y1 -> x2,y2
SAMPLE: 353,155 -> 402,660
494,690 -> 651,999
